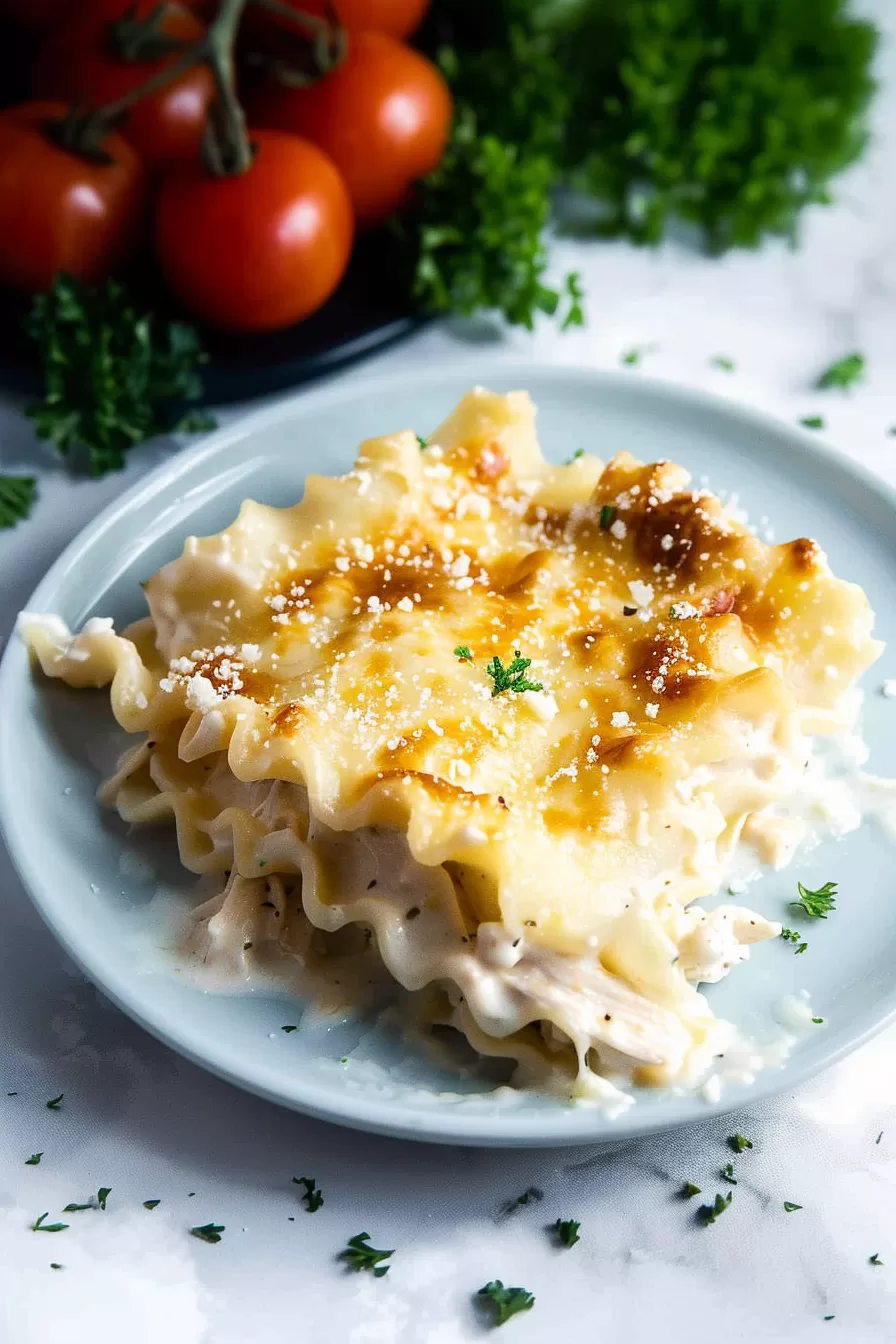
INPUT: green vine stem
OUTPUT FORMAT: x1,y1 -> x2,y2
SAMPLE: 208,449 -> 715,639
45,0 -> 341,176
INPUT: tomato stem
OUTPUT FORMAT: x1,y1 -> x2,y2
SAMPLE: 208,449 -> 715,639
203,0 -> 253,175
249,0 -> 346,84
110,3 -> 191,62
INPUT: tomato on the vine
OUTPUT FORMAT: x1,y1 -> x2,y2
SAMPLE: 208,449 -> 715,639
248,31 -> 451,227
154,130 -> 354,332
0,101 -> 146,293
33,0 -> 215,171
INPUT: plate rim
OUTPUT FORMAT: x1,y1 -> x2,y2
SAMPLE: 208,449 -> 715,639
4,357 -> 896,1147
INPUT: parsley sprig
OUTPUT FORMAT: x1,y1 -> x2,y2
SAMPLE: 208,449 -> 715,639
26,275 -> 212,479
477,1280 -> 535,1326
340,1232 -> 394,1277
292,1176 -> 323,1213
0,475 -> 37,530
792,881 -> 837,919
485,652 -> 543,698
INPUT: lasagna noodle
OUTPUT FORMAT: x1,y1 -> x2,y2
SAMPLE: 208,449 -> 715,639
20,388 -> 882,1102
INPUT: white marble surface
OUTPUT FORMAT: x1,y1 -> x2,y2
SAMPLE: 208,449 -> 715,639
4,6 -> 896,1338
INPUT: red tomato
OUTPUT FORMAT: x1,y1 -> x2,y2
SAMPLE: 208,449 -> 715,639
33,0 -> 215,171
0,101 -> 145,293
248,32 -> 451,227
154,130 -> 354,332
244,0 -> 429,43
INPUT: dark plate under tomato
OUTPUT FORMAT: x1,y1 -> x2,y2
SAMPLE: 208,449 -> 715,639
0,15 -> 426,405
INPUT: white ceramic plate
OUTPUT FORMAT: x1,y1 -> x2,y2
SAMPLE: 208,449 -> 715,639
3,363 -> 896,1147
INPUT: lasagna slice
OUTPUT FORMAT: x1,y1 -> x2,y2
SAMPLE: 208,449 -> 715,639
22,388 -> 880,1104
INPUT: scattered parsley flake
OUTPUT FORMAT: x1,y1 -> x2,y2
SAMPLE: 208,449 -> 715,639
599,504 -> 617,530
454,645 -> 474,662
340,1232 -> 394,1277
25,1153 -> 43,1166
817,352 -> 865,390
721,1163 -> 737,1185
697,1191 -> 732,1225
485,652 -> 542,698
727,1134 -> 753,1154
292,1176 -> 323,1212
502,1186 -> 544,1215
870,1253 -> 883,1266
781,927 -> 808,953
416,433 -> 427,450
191,1223 -> 225,1244
784,1201 -> 802,1212
45,1094 -> 63,1110
824,1315 -> 835,1321
50,1263 -> 63,1270
281,1025 -> 298,1033
477,1280 -> 535,1326
792,880 -> 837,919
712,356 -> 735,371
812,1016 -> 825,1024
800,415 -> 825,429
889,427 -> 896,437
97,1187 -> 110,1211
7,1092 -> 18,1096
554,1218 -> 581,1248
877,1132 -> 884,1145
0,475 -> 38,530
62,1201 -> 93,1213
566,448 -> 585,464
681,1182 -> 702,1198
32,1213 -> 68,1233
143,1199 -> 161,1210
339,1055 -> 348,1063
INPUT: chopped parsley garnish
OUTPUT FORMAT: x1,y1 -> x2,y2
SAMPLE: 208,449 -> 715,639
817,352 -> 865,390
340,1232 -> 394,1277
697,1191 -> 732,1225
781,927 -> 808,954
824,1315 -> 835,1321
191,1223 -> 225,1244
477,1280 -> 535,1326
877,1131 -> 884,1145
143,1200 -> 161,1210
97,1187 -> 110,1210
712,356 -> 735,371
292,1176 -> 323,1212
63,1201 -> 93,1213
621,348 -> 643,365
727,1134 -> 753,1154
566,448 -> 585,464
792,880 -> 837,919
454,645 -> 474,662
721,1163 -> 737,1185
502,1186 -> 544,1215
0,475 -> 38,530
870,1252 -> 883,1266
416,433 -> 427,450
45,1094 -> 63,1110
681,1182 -> 702,1198
599,504 -> 617,530
25,1153 -> 43,1166
50,1263 -> 63,1270
812,1016 -> 825,1024
554,1218 -> 581,1248
32,1213 -> 68,1233
485,652 -> 543,698
281,1025 -> 298,1033
783,1201 -> 802,1212
800,415 -> 825,430
7,1091 -> 18,1096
